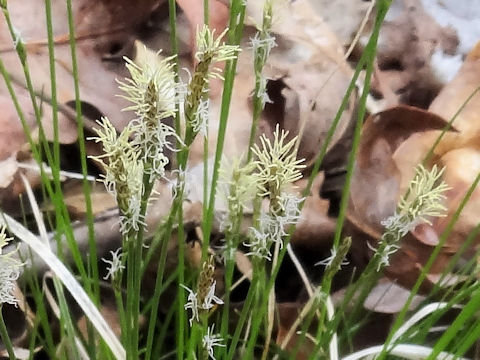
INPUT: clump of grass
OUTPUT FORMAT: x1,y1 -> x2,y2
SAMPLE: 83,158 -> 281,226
2,0 -> 480,359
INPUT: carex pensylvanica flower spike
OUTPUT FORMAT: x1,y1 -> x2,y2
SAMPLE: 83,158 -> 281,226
118,43 -> 180,180
251,124 -> 305,200
251,0 -> 277,109
0,226 -> 21,306
181,255 -> 223,326
219,157 -> 258,222
183,25 -> 241,145
245,192 -> 303,261
102,248 -> 125,282
89,118 -> 145,235
371,164 -> 450,271
397,164 -> 450,226
244,126 -> 305,260
118,44 -> 176,121
203,325 -> 225,360
316,237 -> 351,271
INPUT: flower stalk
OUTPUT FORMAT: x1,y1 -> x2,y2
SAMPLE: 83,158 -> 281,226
240,125 -> 305,357
247,0 -> 278,162
315,164 -> 450,356
89,45 -> 179,359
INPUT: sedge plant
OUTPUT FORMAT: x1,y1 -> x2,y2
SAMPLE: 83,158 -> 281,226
2,0 -> 480,359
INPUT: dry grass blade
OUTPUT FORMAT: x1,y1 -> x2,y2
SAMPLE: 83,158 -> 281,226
341,344 -> 468,360
391,302 -> 461,343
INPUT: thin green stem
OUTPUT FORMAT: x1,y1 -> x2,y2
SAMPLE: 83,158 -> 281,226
244,265 -> 268,358
186,322 -> 201,360
203,0 -> 246,278
125,233 -> 136,359
44,0 -> 60,170
113,283 -> 127,347
144,229 -> 177,360
123,177 -> 153,359
203,0 -> 209,25
52,277 -> 81,360
307,2 -> 390,357
226,272 -> 259,360
0,305 -> 16,360
27,316 -> 40,360
168,0 -> 182,141
65,0 -> 100,303
176,187 -> 187,360
218,215 -> 242,358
